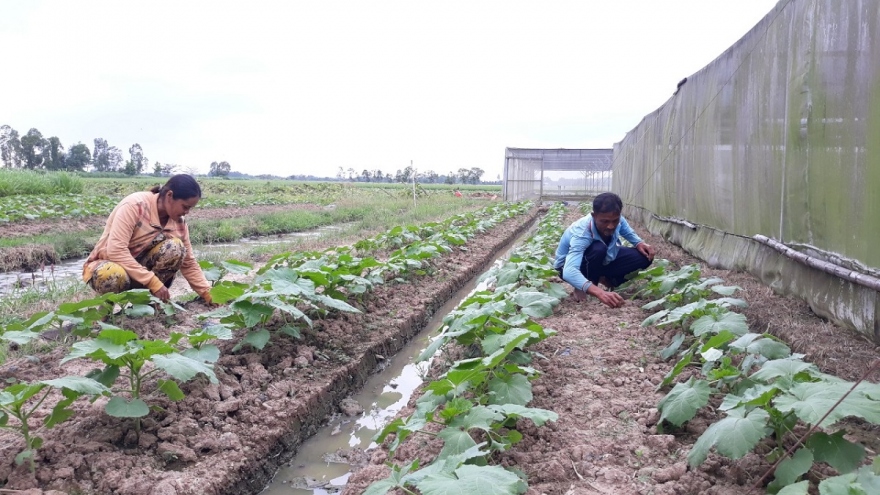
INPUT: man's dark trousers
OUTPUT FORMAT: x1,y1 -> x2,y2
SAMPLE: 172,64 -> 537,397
580,241 -> 651,288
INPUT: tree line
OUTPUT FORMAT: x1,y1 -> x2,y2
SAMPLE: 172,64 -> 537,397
0,124 -> 233,177
335,165 -> 487,184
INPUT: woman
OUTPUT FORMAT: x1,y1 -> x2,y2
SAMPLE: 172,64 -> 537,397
82,174 -> 212,303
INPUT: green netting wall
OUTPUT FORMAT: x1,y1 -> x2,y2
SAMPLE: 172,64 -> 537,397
613,0 -> 880,341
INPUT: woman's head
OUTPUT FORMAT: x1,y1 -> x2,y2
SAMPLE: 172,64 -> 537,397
151,174 -> 202,221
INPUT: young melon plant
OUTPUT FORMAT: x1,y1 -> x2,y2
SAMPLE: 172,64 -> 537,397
0,376 -> 108,470
62,327 -> 218,432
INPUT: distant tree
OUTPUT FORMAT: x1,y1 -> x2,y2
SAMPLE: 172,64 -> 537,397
152,161 -> 162,176
0,125 -> 23,168
360,169 -> 372,182
20,128 -> 47,169
45,136 -> 65,170
180,165 -> 198,176
209,161 -> 231,177
456,168 -> 469,184
336,167 -> 344,180
65,143 -> 91,171
92,138 -> 109,171
469,167 -> 485,184
444,174 -> 456,185
423,170 -> 439,183
128,144 -> 146,174
161,163 -> 177,176
107,146 -> 123,172
346,167 -> 356,181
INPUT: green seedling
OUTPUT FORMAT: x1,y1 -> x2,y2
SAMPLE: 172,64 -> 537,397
62,328 -> 217,433
0,376 -> 108,470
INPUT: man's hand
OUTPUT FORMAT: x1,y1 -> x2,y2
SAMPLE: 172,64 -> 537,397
586,283 -> 625,308
153,286 -> 171,302
637,242 -> 656,262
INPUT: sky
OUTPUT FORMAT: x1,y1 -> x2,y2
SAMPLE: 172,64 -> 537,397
2,0 -> 779,180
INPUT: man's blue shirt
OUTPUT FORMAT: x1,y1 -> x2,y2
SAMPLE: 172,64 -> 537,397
553,213 -> 643,290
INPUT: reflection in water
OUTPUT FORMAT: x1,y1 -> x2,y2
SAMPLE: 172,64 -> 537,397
260,262 -> 503,495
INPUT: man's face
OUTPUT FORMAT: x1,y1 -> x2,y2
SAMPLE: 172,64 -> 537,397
593,211 -> 621,238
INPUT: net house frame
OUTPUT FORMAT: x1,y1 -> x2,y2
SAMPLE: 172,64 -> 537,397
502,148 -> 613,202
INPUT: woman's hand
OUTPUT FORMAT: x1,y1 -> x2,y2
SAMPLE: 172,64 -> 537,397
153,286 -> 171,302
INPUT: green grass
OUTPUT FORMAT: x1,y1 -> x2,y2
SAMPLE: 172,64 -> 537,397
0,170 -> 83,196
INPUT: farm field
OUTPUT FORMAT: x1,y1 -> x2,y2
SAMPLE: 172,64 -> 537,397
0,200 -> 537,494
343,206 -> 880,495
0,202 -> 877,495
0,174 -> 497,274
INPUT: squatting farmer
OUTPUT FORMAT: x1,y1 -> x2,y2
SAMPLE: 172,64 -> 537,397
82,174 -> 213,304
554,192 -> 655,308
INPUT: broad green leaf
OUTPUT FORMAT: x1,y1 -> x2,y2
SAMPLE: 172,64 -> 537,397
777,480 -> 809,495
659,378 -> 711,426
661,333 -> 686,360
806,431 -> 865,474
817,465 -> 880,494
312,294 -> 361,313
487,374 -> 532,406
0,330 -> 41,345
487,404 -> 558,426
152,353 -> 218,383
232,300 -> 274,327
691,312 -> 749,336
512,291 -> 557,318
711,285 -> 742,296
124,304 -> 155,317
62,338 -> 129,363
86,365 -> 121,388
157,379 -> 185,401
437,427 -> 478,458
688,407 -> 771,467
642,309 -> 670,327
747,338 -> 791,359
182,345 -> 221,363
209,281 -> 247,304
97,328 -> 138,345
482,328 -> 531,355
41,376 -> 109,395
235,329 -> 271,351
769,448 -> 813,490
448,406 -> 504,431
417,464 -> 526,495
105,397 -> 150,418
774,382 -> 880,427
221,259 -> 253,274
750,358 -> 818,383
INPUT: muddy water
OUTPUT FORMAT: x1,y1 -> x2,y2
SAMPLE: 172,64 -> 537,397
259,248 -> 526,494
0,225 -> 343,296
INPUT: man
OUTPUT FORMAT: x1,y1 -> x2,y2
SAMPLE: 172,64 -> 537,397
554,192 -> 655,308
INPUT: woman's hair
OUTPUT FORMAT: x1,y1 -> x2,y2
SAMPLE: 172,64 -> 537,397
592,192 -> 623,214
149,174 -> 202,200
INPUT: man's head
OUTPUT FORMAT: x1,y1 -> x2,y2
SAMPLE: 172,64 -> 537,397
592,192 -> 623,238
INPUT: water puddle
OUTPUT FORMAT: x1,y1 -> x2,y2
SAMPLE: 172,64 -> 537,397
259,237 -> 528,494
0,225 -> 344,296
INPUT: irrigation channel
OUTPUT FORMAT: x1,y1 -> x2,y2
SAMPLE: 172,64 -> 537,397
0,225 -> 345,296
257,222 -> 537,495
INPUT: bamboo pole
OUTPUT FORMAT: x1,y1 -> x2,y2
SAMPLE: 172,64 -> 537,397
753,235 -> 880,292
651,214 -> 698,230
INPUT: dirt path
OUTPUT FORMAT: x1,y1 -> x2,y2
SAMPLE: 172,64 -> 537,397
343,207 -> 880,495
0,208 -> 539,494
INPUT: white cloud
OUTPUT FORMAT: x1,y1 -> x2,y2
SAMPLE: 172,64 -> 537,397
2,0 -> 778,179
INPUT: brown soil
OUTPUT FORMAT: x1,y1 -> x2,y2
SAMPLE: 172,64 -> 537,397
0,204 -> 321,240
0,208 -> 539,494
343,208 -> 880,495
